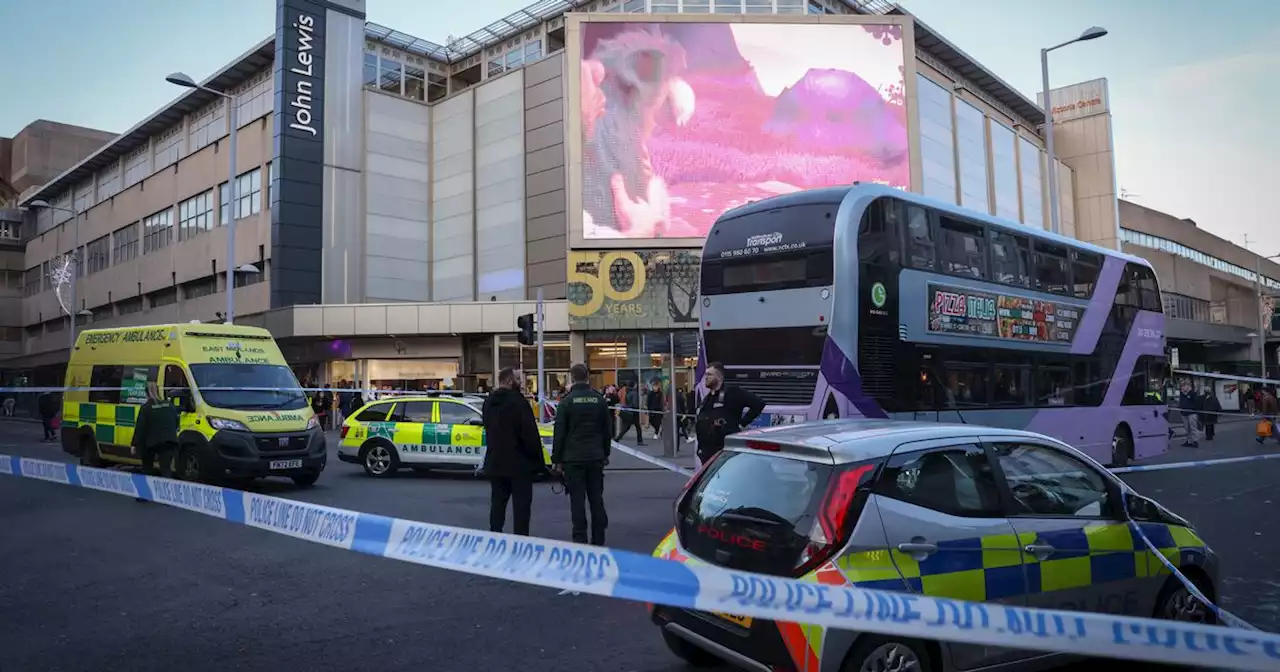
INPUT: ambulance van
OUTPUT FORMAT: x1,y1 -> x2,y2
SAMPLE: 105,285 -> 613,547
62,323 -> 326,486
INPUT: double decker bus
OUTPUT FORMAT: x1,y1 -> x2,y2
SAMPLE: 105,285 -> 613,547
699,183 -> 1168,466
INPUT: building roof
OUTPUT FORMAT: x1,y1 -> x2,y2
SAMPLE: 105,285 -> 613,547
20,36 -> 275,208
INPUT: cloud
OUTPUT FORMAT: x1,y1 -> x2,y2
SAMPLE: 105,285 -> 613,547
1156,26 -> 1280,91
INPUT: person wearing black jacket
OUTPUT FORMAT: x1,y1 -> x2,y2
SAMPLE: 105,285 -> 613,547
133,382 -> 180,479
551,363 -> 613,545
482,367 -> 545,536
695,362 -> 765,465
1201,390 -> 1221,441
615,385 -> 644,445
646,379 -> 665,440
37,390 -> 60,442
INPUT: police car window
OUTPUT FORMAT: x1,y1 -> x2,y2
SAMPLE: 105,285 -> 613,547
874,444 -> 1001,517
396,401 -> 433,423
354,403 -> 392,423
991,442 -> 1111,518
438,402 -> 479,425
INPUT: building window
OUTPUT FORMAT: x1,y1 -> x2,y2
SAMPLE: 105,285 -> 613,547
363,51 -> 378,87
917,74 -> 957,204
1120,228 -> 1280,290
954,99 -> 990,214
154,124 -> 183,169
487,58 -> 504,78
1163,293 -> 1210,322
117,296 -> 144,315
189,99 -> 226,152
990,121 -> 1019,223
143,208 -> 174,254
179,190 -> 214,241
380,57 -> 403,95
23,266 -> 41,297
148,287 -> 177,308
41,261 -> 51,291
113,222 -> 140,264
1018,137 -> 1044,229
220,168 -> 263,225
86,236 -> 110,275
404,64 -> 426,101
182,276 -> 219,300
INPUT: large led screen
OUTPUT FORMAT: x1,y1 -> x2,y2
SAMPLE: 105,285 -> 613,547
579,21 -> 909,240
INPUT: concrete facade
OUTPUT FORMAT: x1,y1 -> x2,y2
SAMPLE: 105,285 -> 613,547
1119,199 -> 1280,376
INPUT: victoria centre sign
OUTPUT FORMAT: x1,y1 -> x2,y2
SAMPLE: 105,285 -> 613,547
1037,78 -> 1110,123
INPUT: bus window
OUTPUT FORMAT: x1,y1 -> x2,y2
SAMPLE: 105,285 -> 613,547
858,198 -> 900,265
1072,360 -> 1106,406
1035,364 -> 1073,406
1033,243 -> 1071,295
1134,265 -> 1162,312
904,205 -> 935,270
991,363 -> 1031,406
941,363 -> 989,408
938,216 -> 986,279
1072,250 -> 1102,299
990,230 -> 1030,287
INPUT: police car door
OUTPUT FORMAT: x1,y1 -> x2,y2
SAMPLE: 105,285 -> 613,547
871,439 -> 1034,670
986,439 -> 1151,620
436,401 -> 485,465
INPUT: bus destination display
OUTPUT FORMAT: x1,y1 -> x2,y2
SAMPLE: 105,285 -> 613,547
927,284 -> 1081,344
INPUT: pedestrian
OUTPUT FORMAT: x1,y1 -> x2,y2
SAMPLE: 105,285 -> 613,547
1177,380 -> 1201,448
481,367 -> 545,536
1201,389 -> 1220,441
312,387 -> 332,430
1260,388 -> 1279,444
614,384 -> 644,445
646,378 -> 665,440
694,362 -> 765,466
604,384 -> 620,438
132,382 -> 180,493
551,363 -> 612,546
37,389 -> 59,442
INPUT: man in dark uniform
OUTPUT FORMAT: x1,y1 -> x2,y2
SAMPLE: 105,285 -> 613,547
482,367 -> 544,536
551,363 -> 613,546
132,382 -> 181,502
695,362 -> 766,466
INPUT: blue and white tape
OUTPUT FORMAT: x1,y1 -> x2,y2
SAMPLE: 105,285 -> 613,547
609,440 -> 695,476
4,455 -> 1280,670
1110,453 -> 1280,474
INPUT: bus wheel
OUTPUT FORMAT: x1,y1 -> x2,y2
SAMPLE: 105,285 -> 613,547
79,436 -> 104,468
1111,425 -> 1133,468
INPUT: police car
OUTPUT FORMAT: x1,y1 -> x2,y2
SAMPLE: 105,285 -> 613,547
337,392 -> 554,477
651,420 -> 1218,672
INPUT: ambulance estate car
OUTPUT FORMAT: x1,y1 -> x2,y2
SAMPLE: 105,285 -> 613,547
338,392 -> 555,477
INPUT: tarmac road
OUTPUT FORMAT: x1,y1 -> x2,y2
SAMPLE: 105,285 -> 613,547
1,420 -> 1277,672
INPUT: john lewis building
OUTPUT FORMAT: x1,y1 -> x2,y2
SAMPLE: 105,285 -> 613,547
9,0 -> 1125,392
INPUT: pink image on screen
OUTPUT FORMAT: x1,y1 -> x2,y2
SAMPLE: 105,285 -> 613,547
580,21 -> 909,240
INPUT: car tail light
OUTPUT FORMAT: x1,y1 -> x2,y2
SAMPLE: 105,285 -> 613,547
743,440 -> 780,451
340,425 -> 350,439
793,461 -> 879,577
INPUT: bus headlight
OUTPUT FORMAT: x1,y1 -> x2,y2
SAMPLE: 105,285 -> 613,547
208,417 -> 250,432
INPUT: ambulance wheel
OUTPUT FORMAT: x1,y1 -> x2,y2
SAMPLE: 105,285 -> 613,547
841,636 -> 933,672
360,440 -> 400,478
79,435 -> 104,468
178,445 -> 213,482
660,630 -> 722,668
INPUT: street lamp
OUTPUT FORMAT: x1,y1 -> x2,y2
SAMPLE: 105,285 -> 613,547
167,71 -> 241,324
27,199 -> 81,351
1041,26 -> 1108,235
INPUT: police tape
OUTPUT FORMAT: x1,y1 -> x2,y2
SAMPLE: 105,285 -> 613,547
608,440 -> 694,476
2,455 -> 1278,670
1110,453 -> 1280,475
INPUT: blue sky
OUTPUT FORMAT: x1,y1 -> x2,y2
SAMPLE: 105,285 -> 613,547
1,0 -> 1275,254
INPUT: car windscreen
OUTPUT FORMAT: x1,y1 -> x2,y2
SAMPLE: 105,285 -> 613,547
189,363 -> 307,411
677,451 -> 831,576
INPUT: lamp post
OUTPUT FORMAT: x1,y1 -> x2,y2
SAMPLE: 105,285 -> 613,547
1255,253 -> 1280,379
28,200 -> 83,350
1041,26 -> 1108,234
166,72 -> 240,324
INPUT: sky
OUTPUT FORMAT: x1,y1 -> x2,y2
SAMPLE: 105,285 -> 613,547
0,0 -> 1275,255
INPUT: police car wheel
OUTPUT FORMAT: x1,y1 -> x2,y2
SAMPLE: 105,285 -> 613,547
1155,575 -> 1216,625
659,630 -> 722,668
842,636 -> 931,672
361,441 -> 400,478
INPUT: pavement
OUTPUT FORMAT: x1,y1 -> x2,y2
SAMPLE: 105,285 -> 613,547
2,419 -> 1278,672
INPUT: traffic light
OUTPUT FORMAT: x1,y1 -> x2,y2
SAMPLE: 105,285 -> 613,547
517,313 -> 535,345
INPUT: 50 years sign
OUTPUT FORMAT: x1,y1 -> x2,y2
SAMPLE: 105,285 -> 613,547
567,250 -> 700,329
